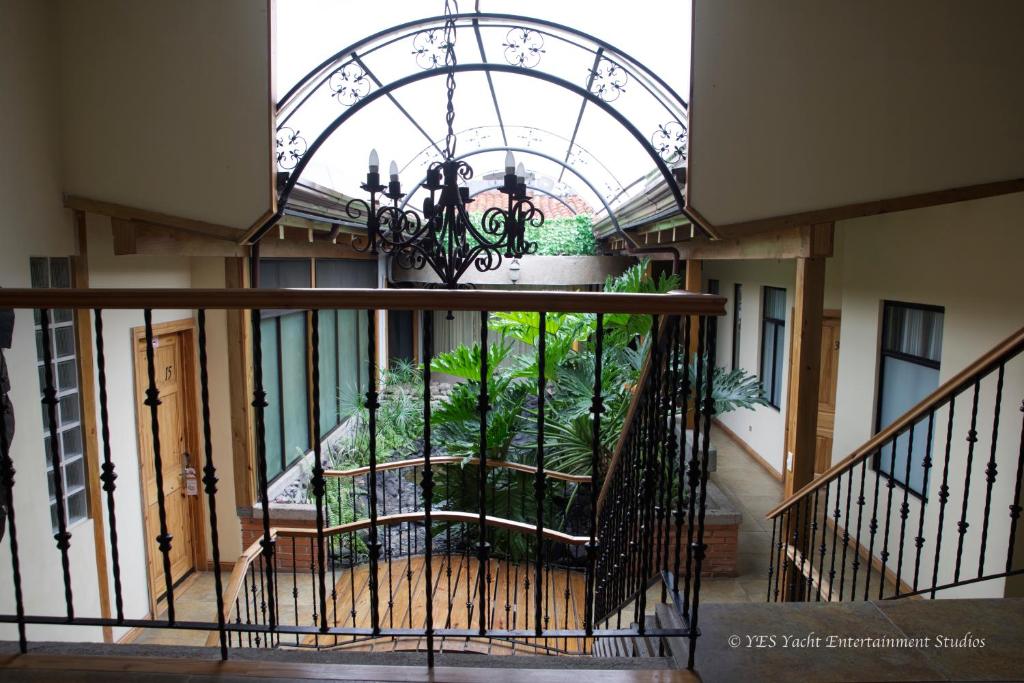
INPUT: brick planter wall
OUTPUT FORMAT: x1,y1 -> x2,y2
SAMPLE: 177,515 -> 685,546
651,481 -> 742,578
655,518 -> 739,578
240,504 -> 319,571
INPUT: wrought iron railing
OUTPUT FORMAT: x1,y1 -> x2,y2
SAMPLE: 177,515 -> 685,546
592,313 -> 718,669
0,287 -> 723,668
765,326 -> 1024,603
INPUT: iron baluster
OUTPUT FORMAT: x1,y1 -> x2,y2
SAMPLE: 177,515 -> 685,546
477,310 -> 490,636
0,340 -> 25,650
636,315 -> 659,630
308,310 -> 329,634
687,314 -> 716,669
930,396 -> 957,598
913,412 -> 935,592
291,537 -> 299,644
827,470 -> 842,601
806,489 -> 820,598
197,310 -> 228,658
536,309 -> 544,634
838,461 -> 855,600
94,309 -> 124,623
978,364 -> 1005,577
1006,401 -> 1024,574
864,450 -> 882,600
879,442 -> 898,599
673,316 -> 691,596
40,309 -> 75,620
850,457 -> 869,598
421,310 -> 436,665
895,422 -> 916,596
766,515 -> 777,602
954,380 -> 982,583
789,487 -> 804,601
816,480 -> 830,602
661,318 -> 680,603
584,313 -> 604,635
365,308 -> 382,634
249,307 -> 277,630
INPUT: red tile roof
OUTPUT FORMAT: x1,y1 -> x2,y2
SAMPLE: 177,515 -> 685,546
469,190 -> 592,218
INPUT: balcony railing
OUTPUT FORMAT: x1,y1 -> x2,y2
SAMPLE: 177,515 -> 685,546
765,325 -> 1024,603
0,287 -> 723,669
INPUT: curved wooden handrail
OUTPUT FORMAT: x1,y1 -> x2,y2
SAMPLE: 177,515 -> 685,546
766,324 -> 1024,519
209,509 -> 590,646
595,315 -> 674,514
324,455 -> 592,484
0,287 -> 726,316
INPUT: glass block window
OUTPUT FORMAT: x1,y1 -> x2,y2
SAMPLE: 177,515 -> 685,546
30,257 -> 88,532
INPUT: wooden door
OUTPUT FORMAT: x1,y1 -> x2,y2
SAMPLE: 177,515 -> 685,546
135,327 -> 198,605
814,315 -> 841,474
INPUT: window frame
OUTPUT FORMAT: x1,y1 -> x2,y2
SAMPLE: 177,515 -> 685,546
30,256 -> 90,532
871,300 -> 944,499
732,283 -> 742,371
759,286 -> 786,410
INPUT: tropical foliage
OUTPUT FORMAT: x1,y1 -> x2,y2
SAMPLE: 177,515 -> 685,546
312,262 -> 769,558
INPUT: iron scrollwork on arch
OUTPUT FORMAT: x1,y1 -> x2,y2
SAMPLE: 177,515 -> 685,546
328,62 -> 371,106
651,120 -> 687,165
412,28 -> 452,70
502,28 -> 545,69
588,57 -> 628,102
275,127 -> 307,171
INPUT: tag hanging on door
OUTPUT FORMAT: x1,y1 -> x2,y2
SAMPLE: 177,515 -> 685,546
184,466 -> 199,497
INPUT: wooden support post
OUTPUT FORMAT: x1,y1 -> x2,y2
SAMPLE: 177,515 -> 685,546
780,249 -> 827,601
225,257 -> 255,510
784,255 -> 827,498
71,211 -> 114,642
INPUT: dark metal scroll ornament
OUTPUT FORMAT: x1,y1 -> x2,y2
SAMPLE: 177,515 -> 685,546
589,58 -> 629,102
652,121 -> 687,164
411,28 -> 451,70
346,158 -> 539,288
503,28 -> 545,68
355,0 -> 542,288
275,127 -> 307,170
328,62 -> 370,106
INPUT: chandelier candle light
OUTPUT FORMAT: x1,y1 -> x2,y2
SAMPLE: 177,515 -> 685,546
346,0 -> 542,288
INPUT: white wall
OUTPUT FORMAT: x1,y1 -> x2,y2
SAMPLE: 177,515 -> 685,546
0,0 -> 103,642
689,0 -> 1024,226
702,260 -> 796,473
57,0 -> 273,230
829,192 -> 1024,598
707,192 -> 1024,598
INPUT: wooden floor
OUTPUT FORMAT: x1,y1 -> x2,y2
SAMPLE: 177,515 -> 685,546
311,554 -> 589,655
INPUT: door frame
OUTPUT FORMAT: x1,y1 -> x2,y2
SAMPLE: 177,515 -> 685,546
131,316 -> 206,617
815,309 -> 842,473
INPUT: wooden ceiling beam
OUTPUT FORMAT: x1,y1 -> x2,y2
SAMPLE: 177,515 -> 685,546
65,194 -> 243,240
642,223 -> 834,261
110,218 -> 375,260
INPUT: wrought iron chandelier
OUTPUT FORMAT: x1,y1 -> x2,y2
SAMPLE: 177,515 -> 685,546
347,0 -> 542,288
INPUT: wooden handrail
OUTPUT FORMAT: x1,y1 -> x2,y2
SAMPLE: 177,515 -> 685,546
324,455 -> 592,484
595,315 -> 675,514
0,287 -> 726,316
208,509 -> 589,645
766,325 -> 1024,519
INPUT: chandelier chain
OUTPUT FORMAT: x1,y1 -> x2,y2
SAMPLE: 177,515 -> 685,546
443,0 -> 458,159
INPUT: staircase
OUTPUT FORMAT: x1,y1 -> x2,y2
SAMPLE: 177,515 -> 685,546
766,326 -> 1024,603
